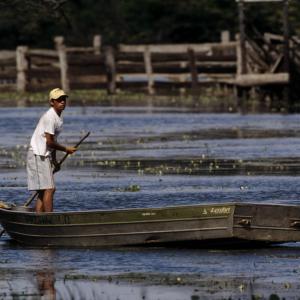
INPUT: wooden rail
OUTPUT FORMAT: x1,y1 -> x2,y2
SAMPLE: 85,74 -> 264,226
0,33 -> 238,95
0,31 -> 299,98
0,50 -> 16,91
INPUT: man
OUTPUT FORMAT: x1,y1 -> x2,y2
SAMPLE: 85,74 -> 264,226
27,88 -> 77,213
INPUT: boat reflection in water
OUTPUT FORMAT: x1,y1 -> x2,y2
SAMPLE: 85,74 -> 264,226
3,270 -> 299,300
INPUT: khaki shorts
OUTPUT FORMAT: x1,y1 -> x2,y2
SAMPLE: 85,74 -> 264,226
27,149 -> 54,191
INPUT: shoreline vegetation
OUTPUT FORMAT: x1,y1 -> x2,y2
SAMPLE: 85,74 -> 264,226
0,88 -> 295,113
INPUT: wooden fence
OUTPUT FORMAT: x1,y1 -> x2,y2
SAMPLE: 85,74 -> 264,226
0,32 -> 299,97
0,33 -> 237,94
0,51 -> 16,91
115,41 -> 236,94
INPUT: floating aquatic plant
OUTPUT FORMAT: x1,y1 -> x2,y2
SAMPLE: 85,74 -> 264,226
114,184 -> 141,192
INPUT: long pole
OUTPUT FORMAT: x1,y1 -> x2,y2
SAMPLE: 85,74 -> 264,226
0,131 -> 90,238
282,0 -> 290,109
238,0 -> 247,75
237,0 -> 247,113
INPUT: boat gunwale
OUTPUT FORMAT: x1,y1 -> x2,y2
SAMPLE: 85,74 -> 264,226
1,215 -> 230,227
0,202 -> 237,216
0,202 -> 297,217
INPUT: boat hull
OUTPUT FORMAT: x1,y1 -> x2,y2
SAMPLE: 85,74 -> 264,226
0,203 -> 300,247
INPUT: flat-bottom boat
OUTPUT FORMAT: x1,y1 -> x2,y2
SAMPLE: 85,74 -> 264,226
1,202 -> 300,247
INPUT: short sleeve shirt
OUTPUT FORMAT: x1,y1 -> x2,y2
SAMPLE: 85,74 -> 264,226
30,107 -> 63,156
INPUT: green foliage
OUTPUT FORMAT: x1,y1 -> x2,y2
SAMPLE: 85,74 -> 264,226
114,184 -> 141,192
0,0 -> 299,49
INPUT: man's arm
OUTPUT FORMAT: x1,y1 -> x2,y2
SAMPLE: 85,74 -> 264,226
45,133 -> 77,154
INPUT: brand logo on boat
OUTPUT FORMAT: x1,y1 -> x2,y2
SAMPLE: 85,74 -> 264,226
203,207 -> 231,215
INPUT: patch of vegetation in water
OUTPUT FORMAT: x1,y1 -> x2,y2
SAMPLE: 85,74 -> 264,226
113,184 -> 141,192
0,88 -> 237,111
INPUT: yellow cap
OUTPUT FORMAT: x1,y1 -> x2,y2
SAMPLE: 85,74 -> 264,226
49,88 -> 68,100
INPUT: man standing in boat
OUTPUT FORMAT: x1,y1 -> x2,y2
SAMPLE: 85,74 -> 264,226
27,88 -> 77,213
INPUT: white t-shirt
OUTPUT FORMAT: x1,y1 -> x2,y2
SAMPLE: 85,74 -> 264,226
30,107 -> 63,156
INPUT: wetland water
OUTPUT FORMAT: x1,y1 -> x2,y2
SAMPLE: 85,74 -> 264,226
1,107 -> 300,299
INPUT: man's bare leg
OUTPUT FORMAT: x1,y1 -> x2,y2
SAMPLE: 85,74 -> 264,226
36,191 -> 45,213
43,189 -> 55,212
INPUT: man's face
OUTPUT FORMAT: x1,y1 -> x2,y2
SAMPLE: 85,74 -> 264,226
51,96 -> 67,113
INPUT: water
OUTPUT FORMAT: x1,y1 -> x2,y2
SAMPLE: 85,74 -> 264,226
1,106 -> 300,299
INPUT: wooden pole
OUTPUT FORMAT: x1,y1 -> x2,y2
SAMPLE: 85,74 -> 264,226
221,31 -> 230,43
16,46 -> 29,92
143,46 -> 154,95
54,36 -> 70,92
237,1 -> 247,112
236,34 -> 242,75
104,46 -> 116,94
282,0 -> 290,109
282,0 -> 290,73
93,35 -> 102,55
187,48 -> 198,92
238,1 -> 247,75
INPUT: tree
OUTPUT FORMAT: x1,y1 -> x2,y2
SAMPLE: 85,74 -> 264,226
0,0 -> 299,49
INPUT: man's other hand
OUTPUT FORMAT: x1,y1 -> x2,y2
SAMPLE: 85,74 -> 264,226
65,147 -> 77,154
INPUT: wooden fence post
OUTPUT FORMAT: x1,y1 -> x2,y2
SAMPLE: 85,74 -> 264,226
143,46 -> 154,95
93,34 -> 102,54
238,2 -> 247,75
221,31 -> 230,43
237,2 -> 247,113
187,48 -> 198,92
16,46 -> 29,92
282,0 -> 290,108
54,36 -> 70,92
104,46 -> 116,94
236,34 -> 242,76
93,35 -> 102,55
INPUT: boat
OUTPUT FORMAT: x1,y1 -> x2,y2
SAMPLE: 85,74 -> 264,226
1,202 -> 300,247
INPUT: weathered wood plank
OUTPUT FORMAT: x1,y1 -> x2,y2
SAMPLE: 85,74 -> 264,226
117,52 -> 235,62
54,36 -> 70,92
16,46 -> 29,92
93,35 -> 102,55
29,49 -> 58,58
152,53 -> 237,62
117,62 -> 236,74
153,64 -> 236,74
187,48 -> 198,90
143,46 -> 154,95
119,42 -> 236,53
69,74 -> 107,83
104,46 -> 117,94
269,54 -> 283,73
236,72 -> 289,86
0,51 -> 16,60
